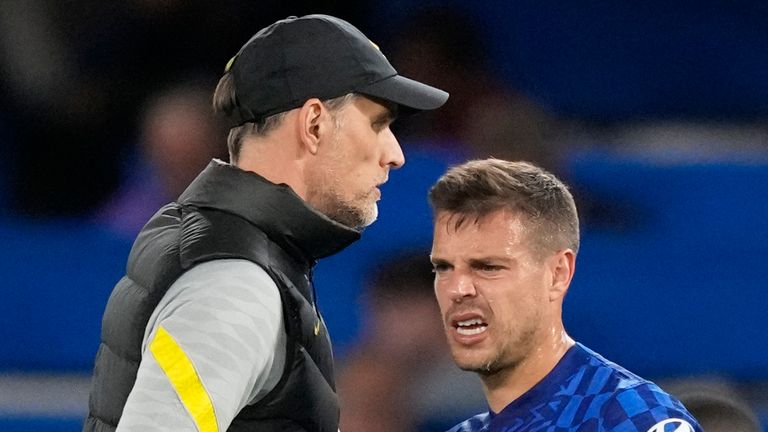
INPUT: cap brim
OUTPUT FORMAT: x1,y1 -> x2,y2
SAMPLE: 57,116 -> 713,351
358,75 -> 449,113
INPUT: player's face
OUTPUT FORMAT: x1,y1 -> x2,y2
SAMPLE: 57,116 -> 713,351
431,209 -> 555,375
306,96 -> 403,229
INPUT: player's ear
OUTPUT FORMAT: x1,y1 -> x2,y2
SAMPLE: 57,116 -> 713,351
297,98 -> 328,155
548,249 -> 575,301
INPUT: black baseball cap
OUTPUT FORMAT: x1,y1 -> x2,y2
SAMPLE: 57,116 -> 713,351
223,14 -> 449,127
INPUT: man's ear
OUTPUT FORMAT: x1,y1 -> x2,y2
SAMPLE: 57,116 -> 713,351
297,98 -> 326,155
549,249 -> 575,302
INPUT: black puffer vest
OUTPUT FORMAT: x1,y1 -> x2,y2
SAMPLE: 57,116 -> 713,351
84,160 -> 360,432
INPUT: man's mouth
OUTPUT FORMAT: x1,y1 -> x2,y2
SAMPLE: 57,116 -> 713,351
376,174 -> 388,189
452,316 -> 489,336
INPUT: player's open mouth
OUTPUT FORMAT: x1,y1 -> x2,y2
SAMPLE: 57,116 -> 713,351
454,318 -> 488,335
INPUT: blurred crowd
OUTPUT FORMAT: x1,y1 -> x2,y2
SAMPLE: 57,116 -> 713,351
0,1 -> 560,221
1,1 -> 767,431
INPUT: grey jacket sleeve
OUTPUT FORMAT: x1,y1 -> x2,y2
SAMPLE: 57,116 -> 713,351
116,259 -> 286,431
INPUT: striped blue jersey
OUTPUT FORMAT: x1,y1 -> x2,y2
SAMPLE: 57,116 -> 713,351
447,343 -> 701,432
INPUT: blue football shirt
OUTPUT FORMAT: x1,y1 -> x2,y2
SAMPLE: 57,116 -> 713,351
447,343 -> 701,432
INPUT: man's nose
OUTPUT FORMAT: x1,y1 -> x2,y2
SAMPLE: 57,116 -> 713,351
450,273 -> 477,302
382,130 -> 405,169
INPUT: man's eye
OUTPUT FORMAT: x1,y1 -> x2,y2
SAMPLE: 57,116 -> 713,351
478,264 -> 501,272
432,264 -> 450,273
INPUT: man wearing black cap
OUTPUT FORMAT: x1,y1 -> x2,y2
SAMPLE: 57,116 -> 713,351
83,14 -> 447,432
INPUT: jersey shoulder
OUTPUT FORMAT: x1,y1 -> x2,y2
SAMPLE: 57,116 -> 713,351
599,382 -> 702,432
574,345 -> 702,432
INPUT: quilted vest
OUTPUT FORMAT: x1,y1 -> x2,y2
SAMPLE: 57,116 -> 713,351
84,160 -> 360,432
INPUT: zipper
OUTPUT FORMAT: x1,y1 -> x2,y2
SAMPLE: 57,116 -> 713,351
307,264 -> 322,336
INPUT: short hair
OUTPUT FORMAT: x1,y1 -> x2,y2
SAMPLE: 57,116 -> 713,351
212,72 -> 357,163
428,159 -> 579,255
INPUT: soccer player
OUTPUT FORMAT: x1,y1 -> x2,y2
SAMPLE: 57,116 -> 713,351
83,14 -> 447,432
428,159 -> 702,432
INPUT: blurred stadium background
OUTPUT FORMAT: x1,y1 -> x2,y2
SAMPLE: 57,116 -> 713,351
1,1 -> 766,431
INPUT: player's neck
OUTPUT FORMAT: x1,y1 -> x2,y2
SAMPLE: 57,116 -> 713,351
482,328 -> 575,413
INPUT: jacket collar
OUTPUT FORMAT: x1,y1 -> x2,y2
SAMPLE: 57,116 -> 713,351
178,159 -> 361,262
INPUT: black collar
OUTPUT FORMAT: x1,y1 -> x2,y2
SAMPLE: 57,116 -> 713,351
178,159 -> 361,263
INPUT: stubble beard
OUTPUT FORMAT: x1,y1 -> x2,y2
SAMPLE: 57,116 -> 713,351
453,342 -> 510,377
322,190 -> 377,230
453,316 -> 539,378
306,128 -> 378,230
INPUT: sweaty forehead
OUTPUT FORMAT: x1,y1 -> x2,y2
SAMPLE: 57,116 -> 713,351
432,210 -> 531,254
434,209 -> 526,232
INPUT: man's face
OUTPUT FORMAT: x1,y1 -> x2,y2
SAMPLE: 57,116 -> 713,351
306,96 -> 403,229
431,209 -> 557,375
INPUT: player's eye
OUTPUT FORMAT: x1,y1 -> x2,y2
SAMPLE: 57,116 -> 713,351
432,263 -> 451,274
477,263 -> 502,272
